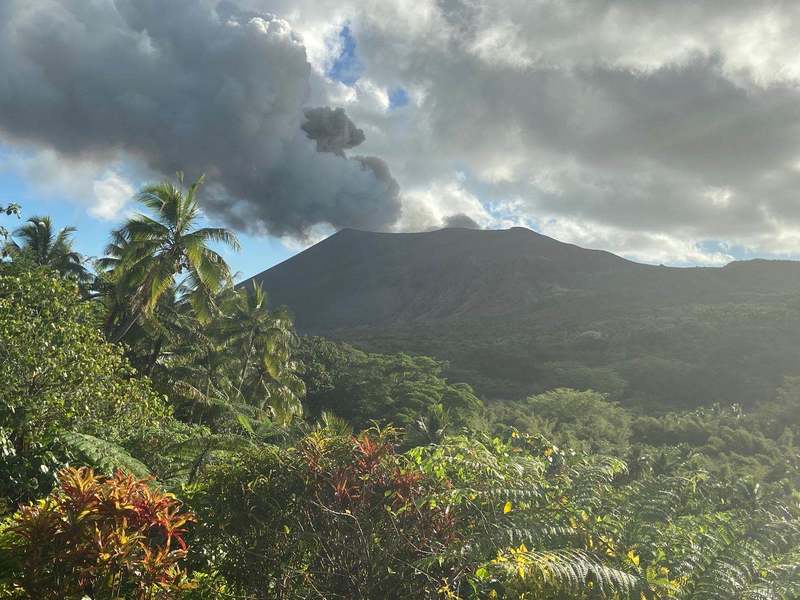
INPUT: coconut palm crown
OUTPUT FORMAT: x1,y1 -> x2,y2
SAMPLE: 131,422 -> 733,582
103,173 -> 240,342
4,215 -> 89,285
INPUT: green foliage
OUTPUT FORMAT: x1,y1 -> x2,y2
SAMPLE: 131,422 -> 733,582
0,467 -> 194,599
60,431 -> 152,479
3,216 -> 90,288
298,336 -> 483,433
4,202 -> 800,600
102,174 -> 240,342
758,376 -> 800,438
489,388 -> 632,455
186,426 -> 800,599
188,425 -> 459,599
0,267 -> 169,463
0,426 -> 64,513
345,292 -> 800,413
124,422 -> 253,486
153,283 -> 306,431
629,400 -> 800,484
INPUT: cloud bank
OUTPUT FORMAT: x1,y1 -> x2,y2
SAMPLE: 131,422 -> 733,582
255,0 -> 800,262
0,0 -> 400,236
6,0 -> 800,263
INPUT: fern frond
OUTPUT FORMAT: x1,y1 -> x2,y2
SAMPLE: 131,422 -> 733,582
61,432 -> 151,479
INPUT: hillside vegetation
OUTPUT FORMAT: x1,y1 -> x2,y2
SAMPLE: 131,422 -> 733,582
251,227 -> 800,410
1,193 -> 800,599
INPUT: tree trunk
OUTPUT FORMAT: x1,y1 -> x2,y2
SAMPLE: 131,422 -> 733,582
109,307 -> 142,343
143,335 -> 164,375
238,329 -> 256,397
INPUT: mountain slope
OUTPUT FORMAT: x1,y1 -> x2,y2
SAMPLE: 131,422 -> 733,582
248,227 -> 641,330
248,227 -> 800,331
248,227 -> 800,410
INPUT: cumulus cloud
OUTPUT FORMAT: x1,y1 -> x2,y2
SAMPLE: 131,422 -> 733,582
90,171 -> 136,221
396,179 -> 490,232
3,146 -> 141,221
0,0 -> 400,236
275,0 -> 800,262
6,0 -> 800,263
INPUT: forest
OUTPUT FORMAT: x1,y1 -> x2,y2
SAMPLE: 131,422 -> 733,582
1,178 -> 799,599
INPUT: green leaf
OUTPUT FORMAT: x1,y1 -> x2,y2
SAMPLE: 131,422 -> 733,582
61,431 -> 151,479
236,413 -> 255,436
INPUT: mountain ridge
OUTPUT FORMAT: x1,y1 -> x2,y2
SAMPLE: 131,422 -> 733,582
246,226 -> 800,333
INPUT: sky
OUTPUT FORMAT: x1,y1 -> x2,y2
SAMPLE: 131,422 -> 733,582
3,1 -> 800,277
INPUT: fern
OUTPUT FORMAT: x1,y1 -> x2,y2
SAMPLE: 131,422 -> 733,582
486,547 -> 644,598
60,431 -> 151,478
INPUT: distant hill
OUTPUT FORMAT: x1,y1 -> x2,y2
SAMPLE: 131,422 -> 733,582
247,227 -> 800,409
248,227 -> 639,330
248,227 -> 800,330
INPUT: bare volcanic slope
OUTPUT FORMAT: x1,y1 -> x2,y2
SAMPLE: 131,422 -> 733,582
246,227 -> 639,331
245,227 -> 800,333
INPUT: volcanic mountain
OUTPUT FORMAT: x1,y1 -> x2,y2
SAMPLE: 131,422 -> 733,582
246,227 -> 800,408
246,226 -> 800,333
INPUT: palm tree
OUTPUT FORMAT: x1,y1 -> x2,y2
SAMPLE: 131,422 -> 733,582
4,216 -> 89,284
220,282 -> 305,424
103,174 -> 240,342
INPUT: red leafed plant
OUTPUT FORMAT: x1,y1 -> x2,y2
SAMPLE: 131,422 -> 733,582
3,466 -> 195,599
290,428 -> 459,596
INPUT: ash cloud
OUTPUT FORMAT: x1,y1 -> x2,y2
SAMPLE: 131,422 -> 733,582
0,0 -> 401,236
295,106 -> 400,232
443,213 -> 481,229
302,107 -> 366,156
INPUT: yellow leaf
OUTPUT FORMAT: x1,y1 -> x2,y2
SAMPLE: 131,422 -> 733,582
627,549 -> 640,567
503,501 -> 512,514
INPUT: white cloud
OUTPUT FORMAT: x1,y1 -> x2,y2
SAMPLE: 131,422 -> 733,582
537,217 -> 733,266
90,171 -> 135,220
4,146 -> 139,221
396,178 -> 491,231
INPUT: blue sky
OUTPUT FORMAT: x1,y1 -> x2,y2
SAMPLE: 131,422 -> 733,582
327,24 -> 364,86
0,165 -> 296,281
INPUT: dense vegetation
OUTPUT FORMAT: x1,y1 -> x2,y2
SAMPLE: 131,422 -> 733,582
1,183 -> 799,598
341,300 -> 800,414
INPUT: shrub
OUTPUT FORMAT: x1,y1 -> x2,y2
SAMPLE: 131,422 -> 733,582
189,426 -> 457,599
0,267 -> 170,505
0,467 -> 194,599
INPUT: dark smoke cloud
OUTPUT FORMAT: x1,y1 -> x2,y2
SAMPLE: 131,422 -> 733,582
294,107 -> 401,233
442,213 -> 480,229
302,107 -> 366,156
0,0 -> 401,236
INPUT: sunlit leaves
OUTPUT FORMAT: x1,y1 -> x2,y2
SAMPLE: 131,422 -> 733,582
1,467 -> 195,597
0,268 -> 169,448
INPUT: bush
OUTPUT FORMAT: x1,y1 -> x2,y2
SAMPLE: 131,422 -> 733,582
0,267 -> 170,505
0,467 -> 194,599
189,426 -> 457,599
